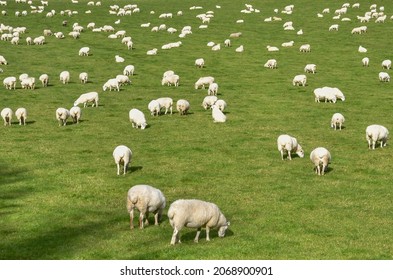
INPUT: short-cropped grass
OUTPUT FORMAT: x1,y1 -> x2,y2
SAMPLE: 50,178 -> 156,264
1,0 -> 393,260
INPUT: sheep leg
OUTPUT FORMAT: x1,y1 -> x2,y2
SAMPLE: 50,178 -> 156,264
116,163 -> 120,175
194,228 -> 202,243
139,213 -> 145,229
123,163 -> 127,175
205,227 -> 211,241
129,209 -> 134,229
171,228 -> 179,245
154,212 -> 159,225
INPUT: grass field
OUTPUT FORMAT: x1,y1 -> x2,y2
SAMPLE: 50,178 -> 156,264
1,0 -> 393,260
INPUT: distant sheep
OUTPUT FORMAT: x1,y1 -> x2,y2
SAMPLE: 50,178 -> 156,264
176,99 -> 190,115
129,108 -> 147,129
103,78 -> 120,91
195,58 -> 205,68
79,72 -> 88,84
15,108 -> 27,125
358,45 -> 367,53
195,76 -> 214,89
39,74 -> 49,87
59,71 -> 70,84
310,147 -> 331,175
208,83 -> 218,95
115,55 -> 125,63
293,74 -> 307,86
299,44 -> 311,52
55,108 -> 70,126
161,74 -> 179,86
147,48 -> 158,55
382,59 -> 391,70
277,134 -> 304,160
331,113 -> 345,130
156,97 -> 173,114
264,59 -> 277,69
113,145 -> 132,175
202,96 -> 218,109
211,104 -> 226,123
123,65 -> 135,76
235,45 -> 244,52
78,47 -> 90,56
73,91 -> 99,107
379,72 -> 390,82
366,124 -> 389,149
362,57 -> 369,67
281,40 -> 294,47
214,99 -> 227,112
304,64 -> 317,74
168,199 -> 229,245
148,100 -> 161,116
1,108 -> 13,126
0,55 -> 7,65
126,184 -> 166,229
69,106 -> 81,124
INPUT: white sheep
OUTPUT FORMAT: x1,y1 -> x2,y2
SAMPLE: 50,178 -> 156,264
211,104 -> 226,123
277,134 -> 304,160
195,58 -> 205,68
59,71 -> 70,84
103,78 -> 120,91
314,87 -> 337,103
202,96 -> 218,109
3,77 -> 17,90
208,82 -> 218,95
304,64 -> 317,74
73,91 -> 99,107
163,70 -> 175,78
215,99 -> 227,112
362,57 -> 369,67
176,99 -> 190,115
115,55 -> 125,63
331,113 -> 345,130
69,106 -> 81,124
310,147 -> 331,175
126,184 -> 166,229
21,77 -> 35,90
1,108 -> 13,126
366,125 -> 389,149
229,32 -> 242,38
15,107 -> 27,125
19,73 -> 29,82
148,100 -> 161,116
123,65 -> 135,76
235,45 -> 244,52
293,74 -> 307,86
116,75 -> 131,86
379,72 -> 390,82
55,108 -> 70,126
329,24 -> 339,31
79,72 -> 88,84
168,199 -> 229,245
39,74 -> 49,87
195,76 -> 214,89
78,47 -> 90,56
299,44 -> 311,52
129,109 -> 147,129
264,59 -> 277,69
156,97 -> 173,115
146,48 -> 158,55
161,74 -> 179,86
281,40 -> 294,47
382,59 -> 391,69
211,44 -> 221,51
266,45 -> 279,52
113,145 -> 132,175
224,39 -> 231,47
358,45 -> 367,53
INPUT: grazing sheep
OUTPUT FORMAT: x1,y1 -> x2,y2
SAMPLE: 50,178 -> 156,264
79,72 -> 88,84
195,76 -> 214,89
202,96 -> 218,110
103,78 -> 120,91
123,65 -> 135,76
3,76 -> 17,90
1,108 -> 13,126
358,45 -> 367,53
21,77 -> 35,90
113,145 -> 132,175
126,184 -> 166,229
304,64 -> 317,74
366,124 -> 389,149
129,109 -> 147,129
331,113 -> 345,130
211,104 -> 226,123
362,57 -> 369,67
78,47 -> 90,56
314,87 -> 336,103
382,59 -> 391,70
163,70 -> 175,78
264,59 -> 277,69
69,106 -> 81,124
156,97 -> 173,115
329,24 -> 339,31
277,134 -> 304,160
293,74 -> 307,86
55,108 -> 70,126
0,55 -> 7,65
195,58 -> 205,68
116,75 -> 131,86
59,71 -> 70,84
15,108 -> 27,125
310,147 -> 331,175
161,74 -> 179,86
208,83 -> 218,95
224,39 -> 231,47
215,99 -> 227,112
379,72 -> 390,82
148,100 -> 161,116
176,99 -> 190,115
168,199 -> 229,245
299,44 -> 311,52
73,91 -> 99,107
39,74 -> 49,87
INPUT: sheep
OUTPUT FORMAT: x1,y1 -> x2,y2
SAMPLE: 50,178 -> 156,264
78,47 -> 89,56
126,184 -> 166,229
39,74 -> 49,87
112,145 -> 133,175
331,113 -> 345,130
26,37 -> 33,45
69,106 -> 81,124
116,75 -> 131,86
146,48 -> 158,55
0,55 -> 7,65
55,108 -> 70,126
54,32 -> 65,39
293,74 -> 307,86
382,59 -> 391,70
379,72 -> 390,82
3,76 -> 17,90
163,70 -> 175,78
21,77 -> 35,90
33,36 -> 45,45
19,74 -> 29,83
264,59 -> 277,69
314,87 -> 337,103
59,71 -> 70,84
299,44 -> 311,52
123,65 -> 135,76
115,55 -> 125,63
148,100 -> 161,116
211,104 -> 226,123
224,39 -> 231,47
1,108 -> 13,126
277,134 -> 304,160
358,45 -> 367,53
310,147 -> 331,175
281,40 -> 294,47
73,91 -> 99,107
266,45 -> 279,52
156,97 -> 173,115
195,58 -> 205,68
103,78 -> 120,91
15,108 -> 27,125
168,199 -> 229,245
202,96 -> 218,110
215,99 -> 227,112
362,57 -> 369,67
304,64 -> 317,74
176,99 -> 190,115
129,109 -> 147,129
235,45 -> 244,52
229,32 -> 242,38
195,76 -> 214,89
329,24 -> 339,31
366,125 -> 389,149
161,74 -> 179,86
211,44 -> 221,51
208,83 -> 218,96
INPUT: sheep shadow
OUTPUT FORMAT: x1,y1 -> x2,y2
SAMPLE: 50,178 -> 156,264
129,166 -> 143,173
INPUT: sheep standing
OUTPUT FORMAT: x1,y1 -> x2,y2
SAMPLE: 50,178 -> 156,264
73,92 -> 99,107
55,108 -> 70,126
310,147 -> 331,175
161,74 -> 179,86
123,65 -> 135,76
15,108 -> 27,125
331,113 -> 345,130
148,100 -> 161,116
382,59 -> 391,70
59,71 -> 70,84
113,145 -> 132,175
129,109 -> 147,129
362,57 -> 369,67
211,104 -> 226,123
264,59 -> 277,69
168,199 -> 229,245
277,134 -> 304,160
79,72 -> 88,83
202,96 -> 218,110
156,97 -> 173,115
292,74 -> 307,86
69,106 -> 81,124
176,99 -> 190,115
304,64 -> 316,74
39,74 -> 49,87
3,76 -> 17,90
78,47 -> 90,56
379,72 -> 390,82
195,76 -> 214,89
208,82 -> 218,95
366,124 -> 389,149
195,58 -> 205,68
1,108 -> 13,126
126,184 -> 166,229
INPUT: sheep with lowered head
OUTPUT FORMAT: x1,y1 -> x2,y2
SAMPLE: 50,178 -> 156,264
148,100 -> 160,116
15,107 -> 27,125
176,99 -> 190,115
73,92 -> 99,107
211,104 -> 226,123
129,108 -> 147,129
55,108 -> 70,126
113,145 -> 132,175
69,106 -> 81,124
195,76 -> 214,89
277,134 -> 304,160
331,113 -> 345,130
310,147 -> 331,175
1,108 -> 13,126
156,97 -> 173,115
39,74 -> 49,87
126,184 -> 166,229
168,199 -> 229,245
366,124 -> 389,150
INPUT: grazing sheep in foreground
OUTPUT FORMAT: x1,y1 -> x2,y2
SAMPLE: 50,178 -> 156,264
69,106 -> 81,124
293,74 -> 307,86
78,47 -> 90,56
1,108 -> 13,126
264,59 -> 277,69
310,147 -> 331,175
382,59 -> 391,69
331,113 -> 345,130
366,125 -> 389,150
79,72 -> 88,84
211,104 -> 226,123
73,91 -> 98,108
277,134 -> 304,160
126,184 -> 166,229
176,99 -> 190,115
113,145 -> 132,175
379,72 -> 390,82
129,109 -> 147,129
56,108 -> 70,126
195,76 -> 214,89
161,74 -> 179,86
39,74 -> 49,87
168,199 -> 229,245
59,71 -> 70,84
156,97 -> 173,114
15,108 -> 27,125
148,100 -> 161,116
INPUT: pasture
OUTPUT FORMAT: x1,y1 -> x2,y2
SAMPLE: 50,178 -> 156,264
1,0 -> 393,260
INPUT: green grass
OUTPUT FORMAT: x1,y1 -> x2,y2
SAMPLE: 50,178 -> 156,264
1,0 -> 393,260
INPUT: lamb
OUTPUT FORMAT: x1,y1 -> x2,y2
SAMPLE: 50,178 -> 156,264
293,74 -> 307,86
59,71 -> 70,84
69,106 -> 81,124
161,74 -> 179,86
15,107 -> 27,125
195,58 -> 205,68
78,47 -> 90,56
331,113 -> 345,130
382,59 -> 391,70
148,100 -> 161,116
21,77 -> 35,90
129,109 -> 147,129
299,44 -> 311,52
126,184 -> 166,229
362,57 -> 369,67
202,96 -> 218,109
310,147 -> 331,175
304,64 -> 316,74
55,108 -> 70,126
39,74 -> 49,87
264,59 -> 277,69
366,124 -> 389,149
1,108 -> 13,126
176,99 -> 190,115
215,99 -> 227,112
379,72 -> 390,82
208,83 -> 218,95
73,91 -> 99,107
211,104 -> 226,123
195,76 -> 214,89
168,199 -> 229,245
156,97 -> 173,114
103,78 -> 120,91
113,145 -> 132,175
3,77 -> 17,90
277,134 -> 304,160
123,65 -> 135,76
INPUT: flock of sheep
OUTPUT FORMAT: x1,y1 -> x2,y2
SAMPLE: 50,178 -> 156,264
0,1 -> 391,244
